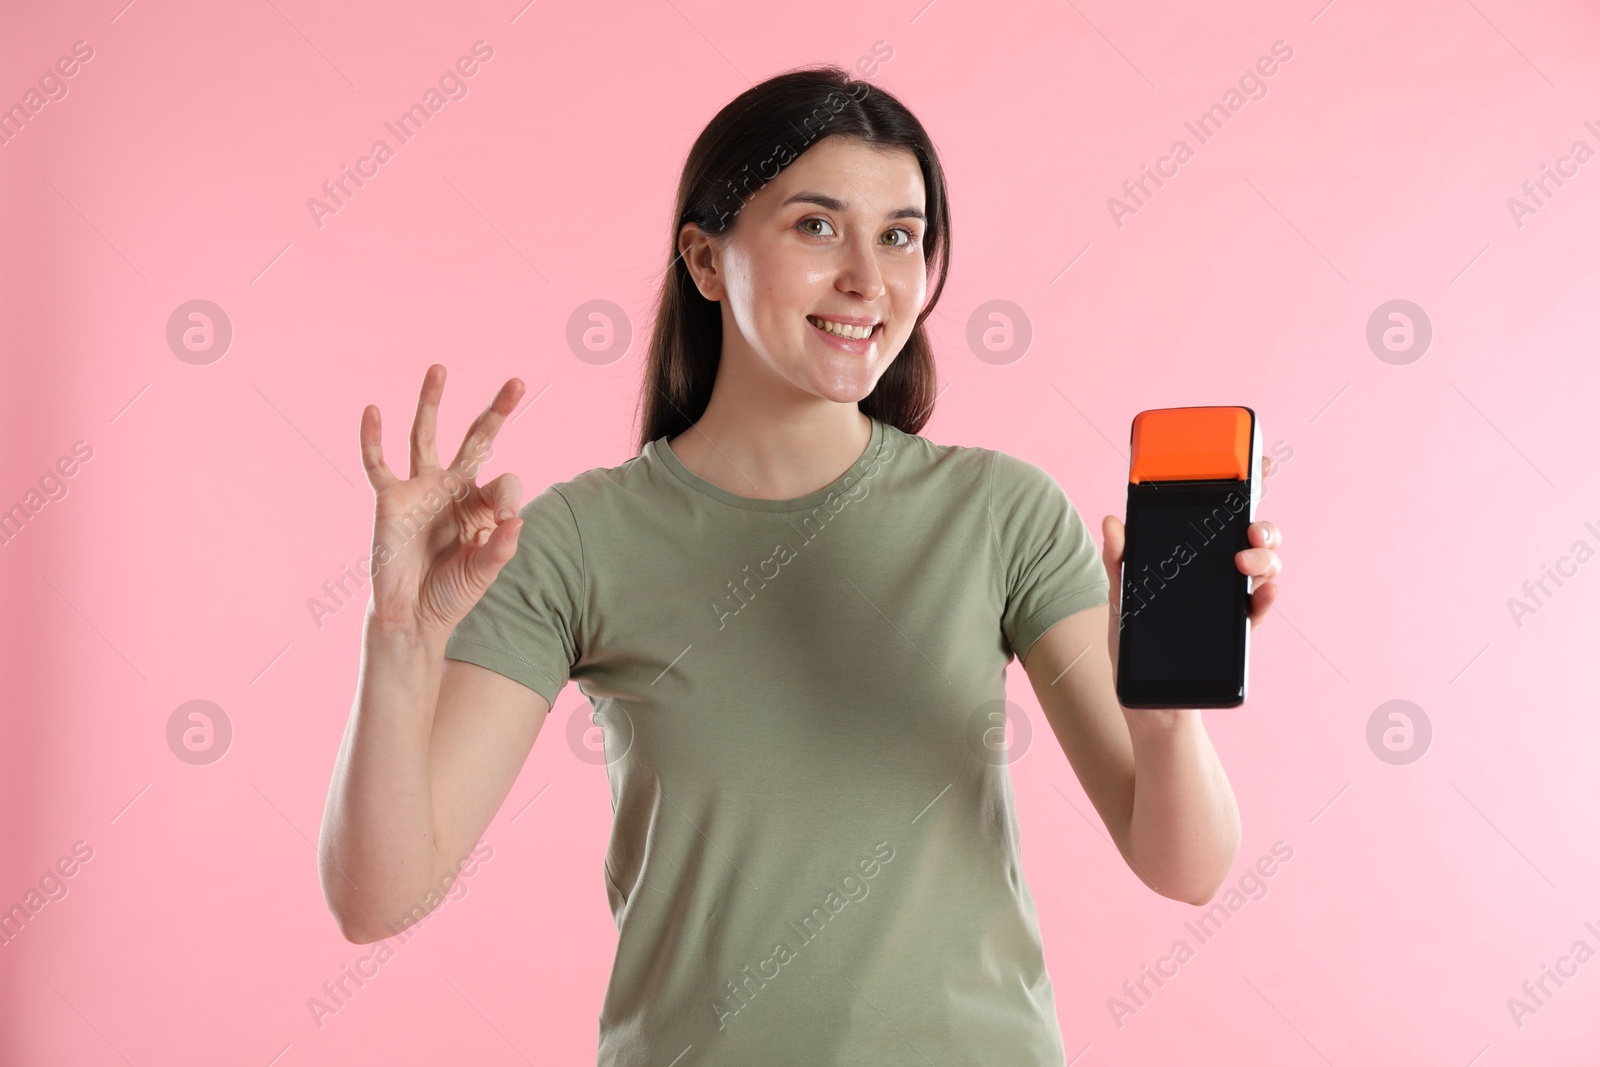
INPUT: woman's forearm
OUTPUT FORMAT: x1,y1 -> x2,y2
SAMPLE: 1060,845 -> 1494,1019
1122,708 -> 1241,905
317,613 -> 449,942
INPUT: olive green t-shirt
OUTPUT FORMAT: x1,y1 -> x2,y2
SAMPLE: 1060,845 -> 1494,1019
443,414 -> 1109,1066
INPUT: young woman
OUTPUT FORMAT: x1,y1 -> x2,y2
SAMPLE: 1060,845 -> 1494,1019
320,66 -> 1283,1065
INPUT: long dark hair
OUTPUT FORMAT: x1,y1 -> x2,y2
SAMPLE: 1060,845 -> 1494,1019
634,65 -> 952,453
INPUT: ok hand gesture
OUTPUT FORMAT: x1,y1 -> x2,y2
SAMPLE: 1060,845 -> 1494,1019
358,364 -> 527,642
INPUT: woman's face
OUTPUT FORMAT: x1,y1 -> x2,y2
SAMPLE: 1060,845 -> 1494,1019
682,135 -> 929,406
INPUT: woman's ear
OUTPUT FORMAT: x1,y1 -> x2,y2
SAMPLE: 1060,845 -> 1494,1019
678,222 -> 725,301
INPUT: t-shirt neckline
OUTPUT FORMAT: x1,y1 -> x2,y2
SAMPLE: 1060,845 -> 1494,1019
650,415 -> 886,513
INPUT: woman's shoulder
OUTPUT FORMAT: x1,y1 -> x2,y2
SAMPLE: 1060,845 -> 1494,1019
877,419 -> 993,474
889,423 -> 1086,513
883,421 -> 1037,494
534,448 -> 652,506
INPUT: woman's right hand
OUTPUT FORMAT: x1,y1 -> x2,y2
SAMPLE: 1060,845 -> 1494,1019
357,364 -> 528,642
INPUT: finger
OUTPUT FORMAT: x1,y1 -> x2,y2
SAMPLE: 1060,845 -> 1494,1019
478,471 -> 524,522
359,404 -> 399,494
491,515 -> 524,564
1100,514 -> 1125,566
1235,547 -> 1282,583
410,364 -> 447,479
1261,454 -> 1275,478
1249,520 -> 1280,550
1248,580 -> 1279,628
1100,514 -> 1124,614
450,377 -> 527,478
466,515 -> 524,585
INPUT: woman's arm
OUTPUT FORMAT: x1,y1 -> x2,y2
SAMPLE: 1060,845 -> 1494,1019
1020,605 -> 1239,905
1018,513 -> 1282,906
317,365 -> 547,942
320,617 -> 548,944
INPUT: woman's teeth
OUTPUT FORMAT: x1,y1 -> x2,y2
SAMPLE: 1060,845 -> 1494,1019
808,316 -> 876,340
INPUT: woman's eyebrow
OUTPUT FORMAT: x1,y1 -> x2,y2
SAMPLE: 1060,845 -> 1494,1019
782,192 -> 926,222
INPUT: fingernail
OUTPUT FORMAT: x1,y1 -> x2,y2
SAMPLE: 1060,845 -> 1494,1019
496,507 -> 514,521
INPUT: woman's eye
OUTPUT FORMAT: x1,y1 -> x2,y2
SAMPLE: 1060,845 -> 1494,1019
799,217 -> 920,249
883,226 -> 919,249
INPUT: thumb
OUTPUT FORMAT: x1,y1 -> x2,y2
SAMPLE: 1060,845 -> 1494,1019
1100,514 -> 1125,609
462,514 -> 523,594
486,514 -> 523,565
480,471 -> 523,522
1101,513 -> 1125,680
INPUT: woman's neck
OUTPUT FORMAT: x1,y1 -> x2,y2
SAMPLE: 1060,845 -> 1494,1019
666,402 -> 873,501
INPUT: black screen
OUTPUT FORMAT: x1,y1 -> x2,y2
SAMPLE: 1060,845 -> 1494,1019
1121,500 -> 1246,682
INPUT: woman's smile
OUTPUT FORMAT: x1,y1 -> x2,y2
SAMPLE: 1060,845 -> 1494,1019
806,314 -> 882,353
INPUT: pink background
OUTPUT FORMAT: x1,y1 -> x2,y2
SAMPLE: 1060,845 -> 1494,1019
3,0 -> 1598,1063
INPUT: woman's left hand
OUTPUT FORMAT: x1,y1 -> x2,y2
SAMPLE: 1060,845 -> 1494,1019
1237,454 -> 1283,629
1101,455 -> 1285,681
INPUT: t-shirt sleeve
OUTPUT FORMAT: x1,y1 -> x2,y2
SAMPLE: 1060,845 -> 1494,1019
989,449 -> 1110,663
442,482 -> 584,709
